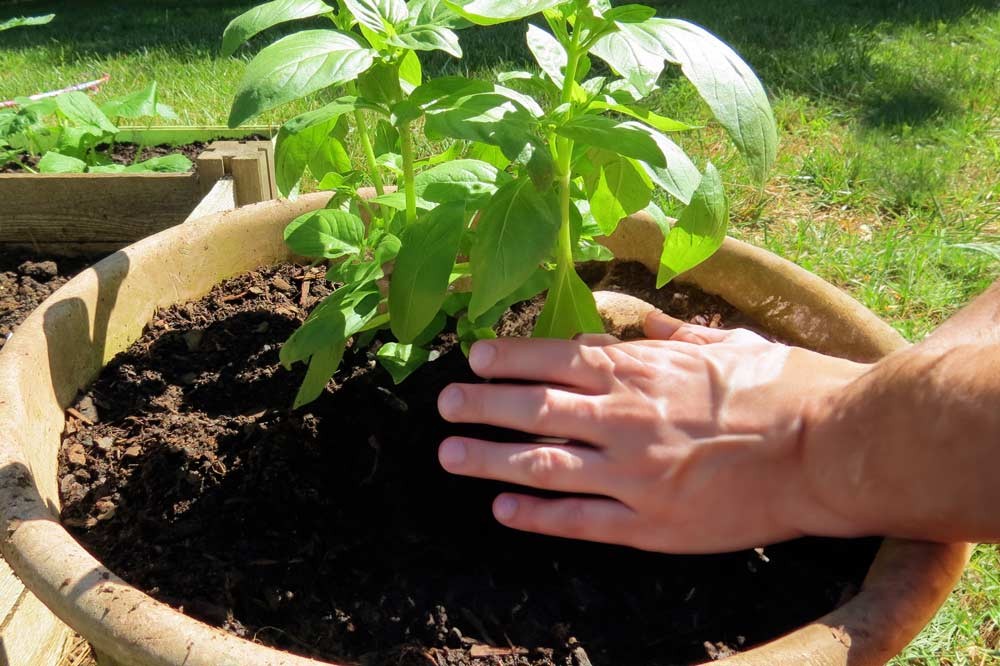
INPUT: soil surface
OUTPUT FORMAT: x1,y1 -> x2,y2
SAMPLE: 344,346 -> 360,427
0,141 -> 206,173
0,251 -> 94,349
59,261 -> 880,666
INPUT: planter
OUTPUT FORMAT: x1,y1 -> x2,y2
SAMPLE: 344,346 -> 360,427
0,127 -> 277,256
0,193 -> 971,666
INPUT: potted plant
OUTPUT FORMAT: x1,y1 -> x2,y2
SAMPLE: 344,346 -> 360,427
0,1 -> 971,665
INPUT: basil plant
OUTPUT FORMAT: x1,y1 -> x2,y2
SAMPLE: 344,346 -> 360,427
224,0 -> 777,407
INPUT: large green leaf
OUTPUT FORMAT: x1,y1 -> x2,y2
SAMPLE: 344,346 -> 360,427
389,202 -> 466,343
533,267 -> 604,339
343,0 -> 408,34
275,102 -> 356,196
100,81 -> 178,121
293,339 -> 347,408
282,285 -> 381,366
389,24 -> 462,57
406,0 -> 471,29
582,149 -> 652,235
54,92 -> 118,135
591,22 -> 668,97
526,23 -> 567,86
228,30 -> 376,127
648,19 -> 777,185
444,0 -> 565,25
469,178 -> 560,320
376,343 -> 432,384
414,158 -> 505,205
37,152 -> 87,174
631,122 -> 702,205
0,14 -> 54,32
425,92 -> 539,160
589,100 -> 694,133
284,209 -> 366,259
221,0 -> 333,57
657,163 -> 728,287
556,115 -> 665,167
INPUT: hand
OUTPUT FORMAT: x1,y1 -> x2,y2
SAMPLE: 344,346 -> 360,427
437,312 -> 871,554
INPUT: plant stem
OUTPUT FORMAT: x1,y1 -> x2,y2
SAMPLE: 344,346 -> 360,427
555,31 -> 585,270
400,119 -> 418,225
354,109 -> 385,197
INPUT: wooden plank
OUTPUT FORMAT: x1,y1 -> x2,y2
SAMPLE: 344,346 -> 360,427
231,153 -> 266,207
0,583 -> 71,666
256,141 -> 277,200
195,151 -> 226,196
0,173 -> 202,244
185,179 -> 235,222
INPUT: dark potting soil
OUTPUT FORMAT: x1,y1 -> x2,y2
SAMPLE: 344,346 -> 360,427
0,141 -> 207,173
58,261 -> 881,666
0,251 -> 94,350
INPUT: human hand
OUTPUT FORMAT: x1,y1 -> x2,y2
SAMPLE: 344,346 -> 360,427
437,312 -> 871,554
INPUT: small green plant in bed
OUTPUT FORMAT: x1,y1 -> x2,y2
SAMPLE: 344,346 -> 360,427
0,81 -> 192,174
224,0 -> 777,407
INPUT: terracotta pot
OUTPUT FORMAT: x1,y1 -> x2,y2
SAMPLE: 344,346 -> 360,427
0,193 -> 971,666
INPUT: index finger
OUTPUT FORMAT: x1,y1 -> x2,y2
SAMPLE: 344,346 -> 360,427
468,338 -> 615,393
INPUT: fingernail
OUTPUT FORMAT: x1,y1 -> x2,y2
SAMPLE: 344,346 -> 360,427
468,342 -> 496,372
438,386 -> 465,418
439,438 -> 466,469
494,495 -> 518,522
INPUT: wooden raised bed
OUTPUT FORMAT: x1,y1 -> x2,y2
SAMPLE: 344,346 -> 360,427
0,127 -> 277,255
0,127 -> 277,665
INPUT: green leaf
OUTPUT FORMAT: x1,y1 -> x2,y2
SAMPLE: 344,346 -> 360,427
469,178 -> 560,320
374,232 -> 402,264
377,343 -> 432,384
293,339 -> 347,408
100,81 -> 178,121
591,22 -> 669,97
469,267 -> 551,329
414,158 -> 504,205
228,30 -> 376,127
406,0 -> 471,29
0,14 -> 54,32
284,209 -> 366,259
604,5 -> 656,24
582,149 -> 652,235
281,284 -> 381,369
533,267 -> 604,339
556,115 -> 665,167
526,23 -> 567,86
425,92 -> 539,160
37,152 -> 87,173
399,49 -> 423,91
657,163 -> 728,287
410,76 -> 491,107
389,25 -> 462,57
275,102 -> 355,196
221,0 -> 333,57
54,92 -> 118,135
631,122 -> 702,205
589,100 -> 694,133
123,154 -> 193,173
389,202 -> 466,342
444,0 -> 565,26
457,315 -> 497,356
953,242 -> 1000,262
649,19 -> 777,184
343,0 -> 408,34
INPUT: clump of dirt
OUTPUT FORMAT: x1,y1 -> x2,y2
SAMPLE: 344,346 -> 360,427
59,261 -> 880,666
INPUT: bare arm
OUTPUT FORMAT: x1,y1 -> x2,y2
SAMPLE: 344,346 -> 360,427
800,280 -> 1000,543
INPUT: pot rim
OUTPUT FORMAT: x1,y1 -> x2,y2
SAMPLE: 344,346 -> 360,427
0,194 -> 971,666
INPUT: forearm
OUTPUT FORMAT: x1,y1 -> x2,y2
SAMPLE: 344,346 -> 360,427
800,280 -> 1000,542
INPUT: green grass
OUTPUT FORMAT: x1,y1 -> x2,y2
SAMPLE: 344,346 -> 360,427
2,0 -> 999,662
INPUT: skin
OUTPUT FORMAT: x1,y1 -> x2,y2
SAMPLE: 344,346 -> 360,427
437,279 -> 1000,554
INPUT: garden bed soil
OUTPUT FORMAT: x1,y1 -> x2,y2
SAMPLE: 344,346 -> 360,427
58,261 -> 880,666
0,251 -> 94,349
0,141 -> 207,173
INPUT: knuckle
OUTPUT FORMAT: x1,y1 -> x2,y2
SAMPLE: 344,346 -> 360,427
522,447 -> 577,485
578,345 -> 615,376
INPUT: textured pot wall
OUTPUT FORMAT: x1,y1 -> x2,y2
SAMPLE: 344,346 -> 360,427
0,194 -> 970,666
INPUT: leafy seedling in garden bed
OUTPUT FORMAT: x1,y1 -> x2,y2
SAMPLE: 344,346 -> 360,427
225,0 -> 777,407
0,82 -> 189,173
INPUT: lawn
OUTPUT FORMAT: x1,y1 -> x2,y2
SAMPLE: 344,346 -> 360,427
2,0 -> 998,663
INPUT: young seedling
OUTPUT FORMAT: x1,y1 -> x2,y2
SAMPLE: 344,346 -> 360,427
224,0 -> 777,407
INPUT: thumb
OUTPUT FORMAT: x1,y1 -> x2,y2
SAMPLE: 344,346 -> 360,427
644,311 -> 730,345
